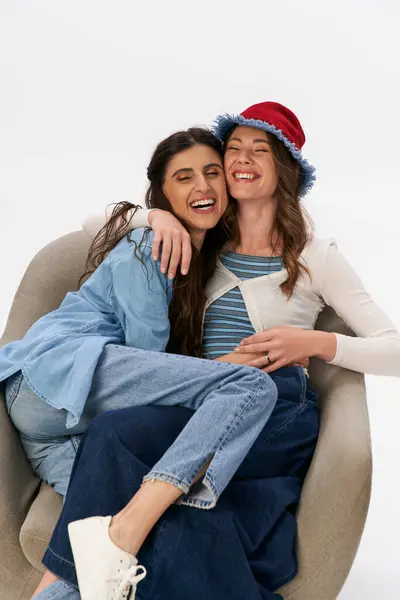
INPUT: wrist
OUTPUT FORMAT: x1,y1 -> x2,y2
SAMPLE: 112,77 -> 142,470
129,208 -> 157,229
148,208 -> 162,225
309,330 -> 337,362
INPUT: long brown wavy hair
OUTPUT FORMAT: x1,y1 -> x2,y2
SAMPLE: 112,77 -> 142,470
83,126 -> 314,356
82,128 -> 230,358
221,127 -> 315,298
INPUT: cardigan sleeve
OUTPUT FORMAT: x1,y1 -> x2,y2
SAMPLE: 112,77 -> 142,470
82,207 -> 154,240
318,240 -> 400,377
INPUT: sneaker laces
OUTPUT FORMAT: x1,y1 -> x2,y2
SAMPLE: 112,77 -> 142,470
109,564 -> 147,600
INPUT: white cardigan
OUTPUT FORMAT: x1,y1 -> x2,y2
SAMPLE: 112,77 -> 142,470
83,208 -> 400,377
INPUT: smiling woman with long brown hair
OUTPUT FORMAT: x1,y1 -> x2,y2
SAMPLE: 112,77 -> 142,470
26,103 -> 400,600
0,127 -> 284,600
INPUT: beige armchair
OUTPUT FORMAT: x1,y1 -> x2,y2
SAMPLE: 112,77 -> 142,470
0,231 -> 372,600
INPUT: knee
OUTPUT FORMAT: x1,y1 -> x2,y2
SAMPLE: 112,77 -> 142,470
241,366 -> 278,412
258,368 -> 278,404
237,364 -> 277,392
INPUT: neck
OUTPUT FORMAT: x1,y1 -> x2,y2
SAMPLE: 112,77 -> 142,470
234,197 -> 280,255
189,229 -> 206,250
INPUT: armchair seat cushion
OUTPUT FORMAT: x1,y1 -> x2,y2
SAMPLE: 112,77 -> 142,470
0,231 -> 372,600
20,484 -> 63,573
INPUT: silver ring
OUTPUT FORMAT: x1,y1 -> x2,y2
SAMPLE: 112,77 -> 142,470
265,353 -> 271,365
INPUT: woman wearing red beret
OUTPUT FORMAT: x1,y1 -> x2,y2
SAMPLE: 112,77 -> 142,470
33,102 -> 400,600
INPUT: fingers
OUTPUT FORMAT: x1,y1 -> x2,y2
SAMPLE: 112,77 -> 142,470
235,342 -> 270,354
240,331 -> 272,346
248,355 -> 310,373
262,358 -> 287,373
148,210 -> 192,278
289,358 -> 310,367
159,235 -> 172,275
180,233 -> 192,276
167,234 -> 184,279
247,356 -> 270,368
152,235 -> 162,263
154,231 -> 192,279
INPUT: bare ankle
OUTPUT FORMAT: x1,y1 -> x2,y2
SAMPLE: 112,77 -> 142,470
109,479 -> 183,557
109,516 -> 140,556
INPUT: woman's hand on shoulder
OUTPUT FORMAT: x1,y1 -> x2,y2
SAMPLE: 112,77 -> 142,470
149,210 -> 192,279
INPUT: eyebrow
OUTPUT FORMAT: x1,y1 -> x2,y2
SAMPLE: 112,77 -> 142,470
228,137 -> 269,145
172,163 -> 223,178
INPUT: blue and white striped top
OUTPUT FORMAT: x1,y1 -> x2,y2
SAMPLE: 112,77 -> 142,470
202,250 -> 283,359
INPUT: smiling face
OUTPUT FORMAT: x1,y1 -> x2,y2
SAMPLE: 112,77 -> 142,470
162,144 -> 228,236
224,126 -> 278,202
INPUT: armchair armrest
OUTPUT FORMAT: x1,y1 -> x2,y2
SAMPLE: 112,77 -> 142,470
0,390 -> 41,597
279,363 -> 372,600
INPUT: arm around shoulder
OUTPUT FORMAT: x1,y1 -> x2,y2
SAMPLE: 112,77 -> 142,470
82,205 -> 155,240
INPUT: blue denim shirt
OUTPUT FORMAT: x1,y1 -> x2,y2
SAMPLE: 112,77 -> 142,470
0,229 -> 172,428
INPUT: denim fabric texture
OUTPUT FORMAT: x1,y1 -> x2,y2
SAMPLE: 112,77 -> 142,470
43,366 -> 319,600
5,344 -> 278,505
34,580 -> 78,600
5,373 -> 82,496
0,229 -> 173,429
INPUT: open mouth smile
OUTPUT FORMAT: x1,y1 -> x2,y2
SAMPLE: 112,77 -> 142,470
232,172 -> 260,182
190,198 -> 216,213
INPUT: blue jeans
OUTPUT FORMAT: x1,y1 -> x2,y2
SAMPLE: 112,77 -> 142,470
41,366 -> 318,600
34,581 -> 78,600
5,344 -> 278,505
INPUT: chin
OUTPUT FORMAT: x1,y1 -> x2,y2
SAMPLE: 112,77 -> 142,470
228,182 -> 255,197
229,184 -> 276,203
231,191 -> 261,202
199,216 -> 221,229
191,216 -> 221,231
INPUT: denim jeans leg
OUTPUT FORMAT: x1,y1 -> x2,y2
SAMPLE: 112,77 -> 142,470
21,435 -> 81,497
44,406 -> 191,586
82,344 -> 278,507
43,367 -> 317,597
6,346 -> 277,505
5,375 -> 84,496
33,580 -> 79,600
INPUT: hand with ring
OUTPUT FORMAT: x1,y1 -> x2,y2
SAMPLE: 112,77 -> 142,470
234,326 -> 313,373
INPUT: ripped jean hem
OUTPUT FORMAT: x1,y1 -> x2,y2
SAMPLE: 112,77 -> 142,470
142,471 -> 218,510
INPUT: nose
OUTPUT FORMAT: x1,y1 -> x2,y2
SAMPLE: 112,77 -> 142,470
194,173 -> 212,194
236,148 -> 252,164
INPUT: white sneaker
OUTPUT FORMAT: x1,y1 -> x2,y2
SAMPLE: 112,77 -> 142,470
68,516 -> 146,600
